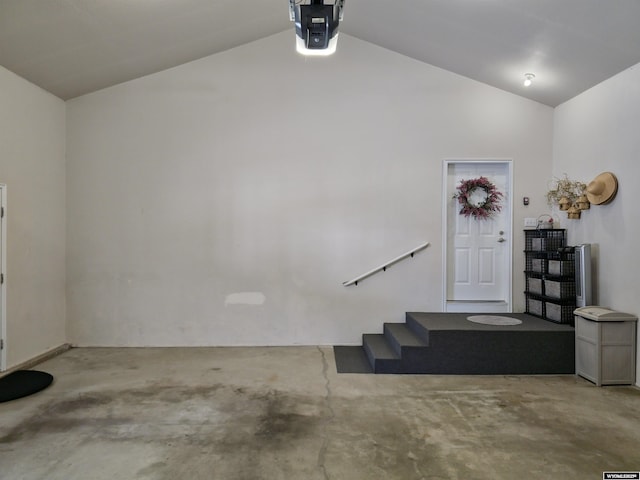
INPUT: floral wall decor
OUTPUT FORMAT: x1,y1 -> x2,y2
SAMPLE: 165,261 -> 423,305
453,176 -> 503,219
546,174 -> 588,219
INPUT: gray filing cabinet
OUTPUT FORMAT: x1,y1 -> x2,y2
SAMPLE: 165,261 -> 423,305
574,307 -> 637,386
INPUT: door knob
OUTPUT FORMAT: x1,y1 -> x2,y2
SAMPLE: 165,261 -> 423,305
497,237 -> 506,243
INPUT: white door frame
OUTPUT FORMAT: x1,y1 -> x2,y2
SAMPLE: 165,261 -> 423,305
0,184 -> 6,371
441,159 -> 513,313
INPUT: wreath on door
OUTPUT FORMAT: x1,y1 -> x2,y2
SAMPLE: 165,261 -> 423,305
453,176 -> 503,219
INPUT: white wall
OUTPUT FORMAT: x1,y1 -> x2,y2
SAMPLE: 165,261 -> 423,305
66,32 -> 553,347
553,62 -> 640,385
0,66 -> 66,368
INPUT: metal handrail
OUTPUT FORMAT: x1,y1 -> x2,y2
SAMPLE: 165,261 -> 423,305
342,242 -> 430,286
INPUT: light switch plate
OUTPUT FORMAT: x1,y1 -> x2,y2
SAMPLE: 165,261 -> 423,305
524,217 -> 537,228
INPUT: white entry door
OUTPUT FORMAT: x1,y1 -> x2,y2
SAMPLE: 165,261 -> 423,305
443,161 -> 512,312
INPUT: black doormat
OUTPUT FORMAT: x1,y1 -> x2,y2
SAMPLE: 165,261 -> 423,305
0,370 -> 54,403
333,346 -> 373,374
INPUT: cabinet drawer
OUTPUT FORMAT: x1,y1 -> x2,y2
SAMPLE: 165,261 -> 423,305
545,302 -> 574,324
531,259 -> 547,273
527,298 -> 543,316
527,277 -> 543,295
544,279 -> 576,299
548,259 -> 574,276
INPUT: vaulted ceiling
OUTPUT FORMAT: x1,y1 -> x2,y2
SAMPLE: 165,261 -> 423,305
2,0 -> 640,106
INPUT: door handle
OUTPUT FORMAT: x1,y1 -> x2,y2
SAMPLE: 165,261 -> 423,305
497,237 -> 506,243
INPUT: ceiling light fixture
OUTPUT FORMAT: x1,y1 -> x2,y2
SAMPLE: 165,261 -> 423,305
523,73 -> 535,87
289,0 -> 345,56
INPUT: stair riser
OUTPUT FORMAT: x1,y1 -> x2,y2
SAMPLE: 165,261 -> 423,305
405,314 -> 430,344
399,331 -> 575,374
383,324 -> 403,357
362,339 -> 376,369
362,336 -> 402,374
383,330 -> 428,362
373,361 -> 403,374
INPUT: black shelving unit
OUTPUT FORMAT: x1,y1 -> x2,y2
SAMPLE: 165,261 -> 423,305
524,229 -> 576,325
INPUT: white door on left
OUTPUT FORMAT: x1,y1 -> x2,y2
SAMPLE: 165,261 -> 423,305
444,161 -> 512,311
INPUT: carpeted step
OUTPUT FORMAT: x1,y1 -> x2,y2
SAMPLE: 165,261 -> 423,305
405,313 -> 431,344
362,334 -> 401,374
334,313 -> 575,375
383,323 -> 427,356
403,312 -> 575,374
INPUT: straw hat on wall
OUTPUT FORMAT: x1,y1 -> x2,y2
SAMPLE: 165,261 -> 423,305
586,172 -> 618,205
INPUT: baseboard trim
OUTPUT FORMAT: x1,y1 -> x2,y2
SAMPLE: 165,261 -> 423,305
1,343 -> 71,377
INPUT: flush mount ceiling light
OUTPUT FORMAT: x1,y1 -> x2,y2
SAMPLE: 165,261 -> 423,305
289,0 -> 345,56
523,73 -> 536,87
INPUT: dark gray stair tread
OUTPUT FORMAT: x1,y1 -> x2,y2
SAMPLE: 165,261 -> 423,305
384,323 -> 426,348
362,334 -> 399,360
337,313 -> 575,375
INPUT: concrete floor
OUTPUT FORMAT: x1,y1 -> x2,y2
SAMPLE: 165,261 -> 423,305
1,347 -> 639,479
